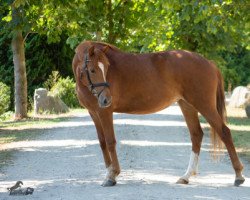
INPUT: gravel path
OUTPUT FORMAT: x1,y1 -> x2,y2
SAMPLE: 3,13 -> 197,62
0,105 -> 249,200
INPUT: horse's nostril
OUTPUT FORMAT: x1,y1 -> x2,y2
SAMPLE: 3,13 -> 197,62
98,96 -> 112,108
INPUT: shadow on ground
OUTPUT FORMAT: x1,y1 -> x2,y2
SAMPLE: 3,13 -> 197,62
0,106 -> 249,200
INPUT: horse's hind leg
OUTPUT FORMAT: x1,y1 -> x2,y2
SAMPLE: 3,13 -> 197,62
200,109 -> 245,186
177,100 -> 204,184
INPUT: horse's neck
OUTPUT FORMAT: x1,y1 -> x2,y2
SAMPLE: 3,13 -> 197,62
106,51 -> 154,90
108,51 -> 147,70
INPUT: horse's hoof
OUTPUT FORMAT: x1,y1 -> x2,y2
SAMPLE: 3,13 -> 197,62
101,179 -> 117,187
176,178 -> 189,184
234,178 -> 245,187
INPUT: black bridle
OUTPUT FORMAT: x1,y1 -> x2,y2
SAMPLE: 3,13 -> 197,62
81,53 -> 110,97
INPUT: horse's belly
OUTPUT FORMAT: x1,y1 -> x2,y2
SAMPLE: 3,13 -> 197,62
113,94 -> 178,114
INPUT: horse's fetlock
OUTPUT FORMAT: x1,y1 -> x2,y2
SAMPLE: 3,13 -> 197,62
114,168 -> 121,176
235,163 -> 244,173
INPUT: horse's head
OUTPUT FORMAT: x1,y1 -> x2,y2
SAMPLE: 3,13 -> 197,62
80,45 -> 112,108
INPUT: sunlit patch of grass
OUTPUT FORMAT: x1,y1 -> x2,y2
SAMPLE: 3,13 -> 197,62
0,108 -> 86,129
227,116 -> 250,162
226,107 -> 250,162
0,108 -> 86,147
0,117 -> 69,129
0,130 -> 42,145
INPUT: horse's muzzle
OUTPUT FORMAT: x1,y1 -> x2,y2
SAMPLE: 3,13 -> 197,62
98,94 -> 112,108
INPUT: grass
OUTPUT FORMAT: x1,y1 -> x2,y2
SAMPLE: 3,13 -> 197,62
0,129 -> 43,145
0,117 -> 68,129
200,106 -> 250,162
0,108 -> 85,128
227,108 -> 250,162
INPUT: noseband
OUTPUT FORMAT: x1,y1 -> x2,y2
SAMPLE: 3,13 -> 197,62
81,53 -> 110,97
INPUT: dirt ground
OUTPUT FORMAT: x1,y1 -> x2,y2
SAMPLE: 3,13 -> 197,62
0,105 -> 249,200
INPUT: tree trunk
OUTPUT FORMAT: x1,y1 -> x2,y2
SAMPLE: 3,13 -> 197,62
96,31 -> 102,41
107,0 -> 115,43
11,30 -> 28,119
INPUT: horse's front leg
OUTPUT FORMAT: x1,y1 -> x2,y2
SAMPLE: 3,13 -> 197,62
89,111 -> 111,169
91,111 -> 120,186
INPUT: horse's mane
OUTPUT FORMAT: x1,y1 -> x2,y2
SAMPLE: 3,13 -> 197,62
75,40 -> 122,56
90,41 -> 121,52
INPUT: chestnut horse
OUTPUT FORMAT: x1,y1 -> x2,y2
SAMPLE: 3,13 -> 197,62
72,41 -> 245,187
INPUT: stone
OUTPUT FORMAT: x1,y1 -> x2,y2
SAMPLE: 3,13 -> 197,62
245,90 -> 250,118
246,105 -> 250,118
228,86 -> 250,108
34,88 -> 69,114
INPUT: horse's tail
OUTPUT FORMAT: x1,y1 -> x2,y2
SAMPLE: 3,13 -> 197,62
210,68 -> 226,158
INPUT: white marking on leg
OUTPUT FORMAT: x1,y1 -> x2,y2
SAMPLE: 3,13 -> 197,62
181,151 -> 199,182
98,62 -> 106,82
106,165 -> 116,181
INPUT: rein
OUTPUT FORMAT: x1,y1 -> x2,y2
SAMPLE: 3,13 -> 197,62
81,53 -> 110,97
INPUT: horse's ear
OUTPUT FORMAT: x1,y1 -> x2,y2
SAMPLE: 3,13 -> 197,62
102,45 -> 109,54
88,45 -> 95,56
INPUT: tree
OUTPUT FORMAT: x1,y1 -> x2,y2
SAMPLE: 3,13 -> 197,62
1,0 -> 75,119
11,5 -> 27,119
1,0 -> 249,118
128,1 -> 249,53
1,0 -> 151,118
65,0 -> 141,50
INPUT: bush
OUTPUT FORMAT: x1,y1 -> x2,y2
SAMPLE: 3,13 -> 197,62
0,82 -> 11,115
0,111 -> 14,121
50,77 -> 79,108
43,71 -> 60,90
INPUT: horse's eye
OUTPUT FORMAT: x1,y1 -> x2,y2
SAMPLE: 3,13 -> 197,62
90,69 -> 95,74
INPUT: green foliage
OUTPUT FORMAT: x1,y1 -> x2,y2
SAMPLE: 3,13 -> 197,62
220,66 -> 240,91
0,111 -> 14,121
43,71 -> 60,90
0,31 -> 74,110
219,46 -> 250,90
129,1 -> 249,54
25,34 -> 74,97
0,82 -> 11,115
0,30 -> 14,109
65,0 -> 139,49
50,76 -> 79,108
0,0 -> 249,113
